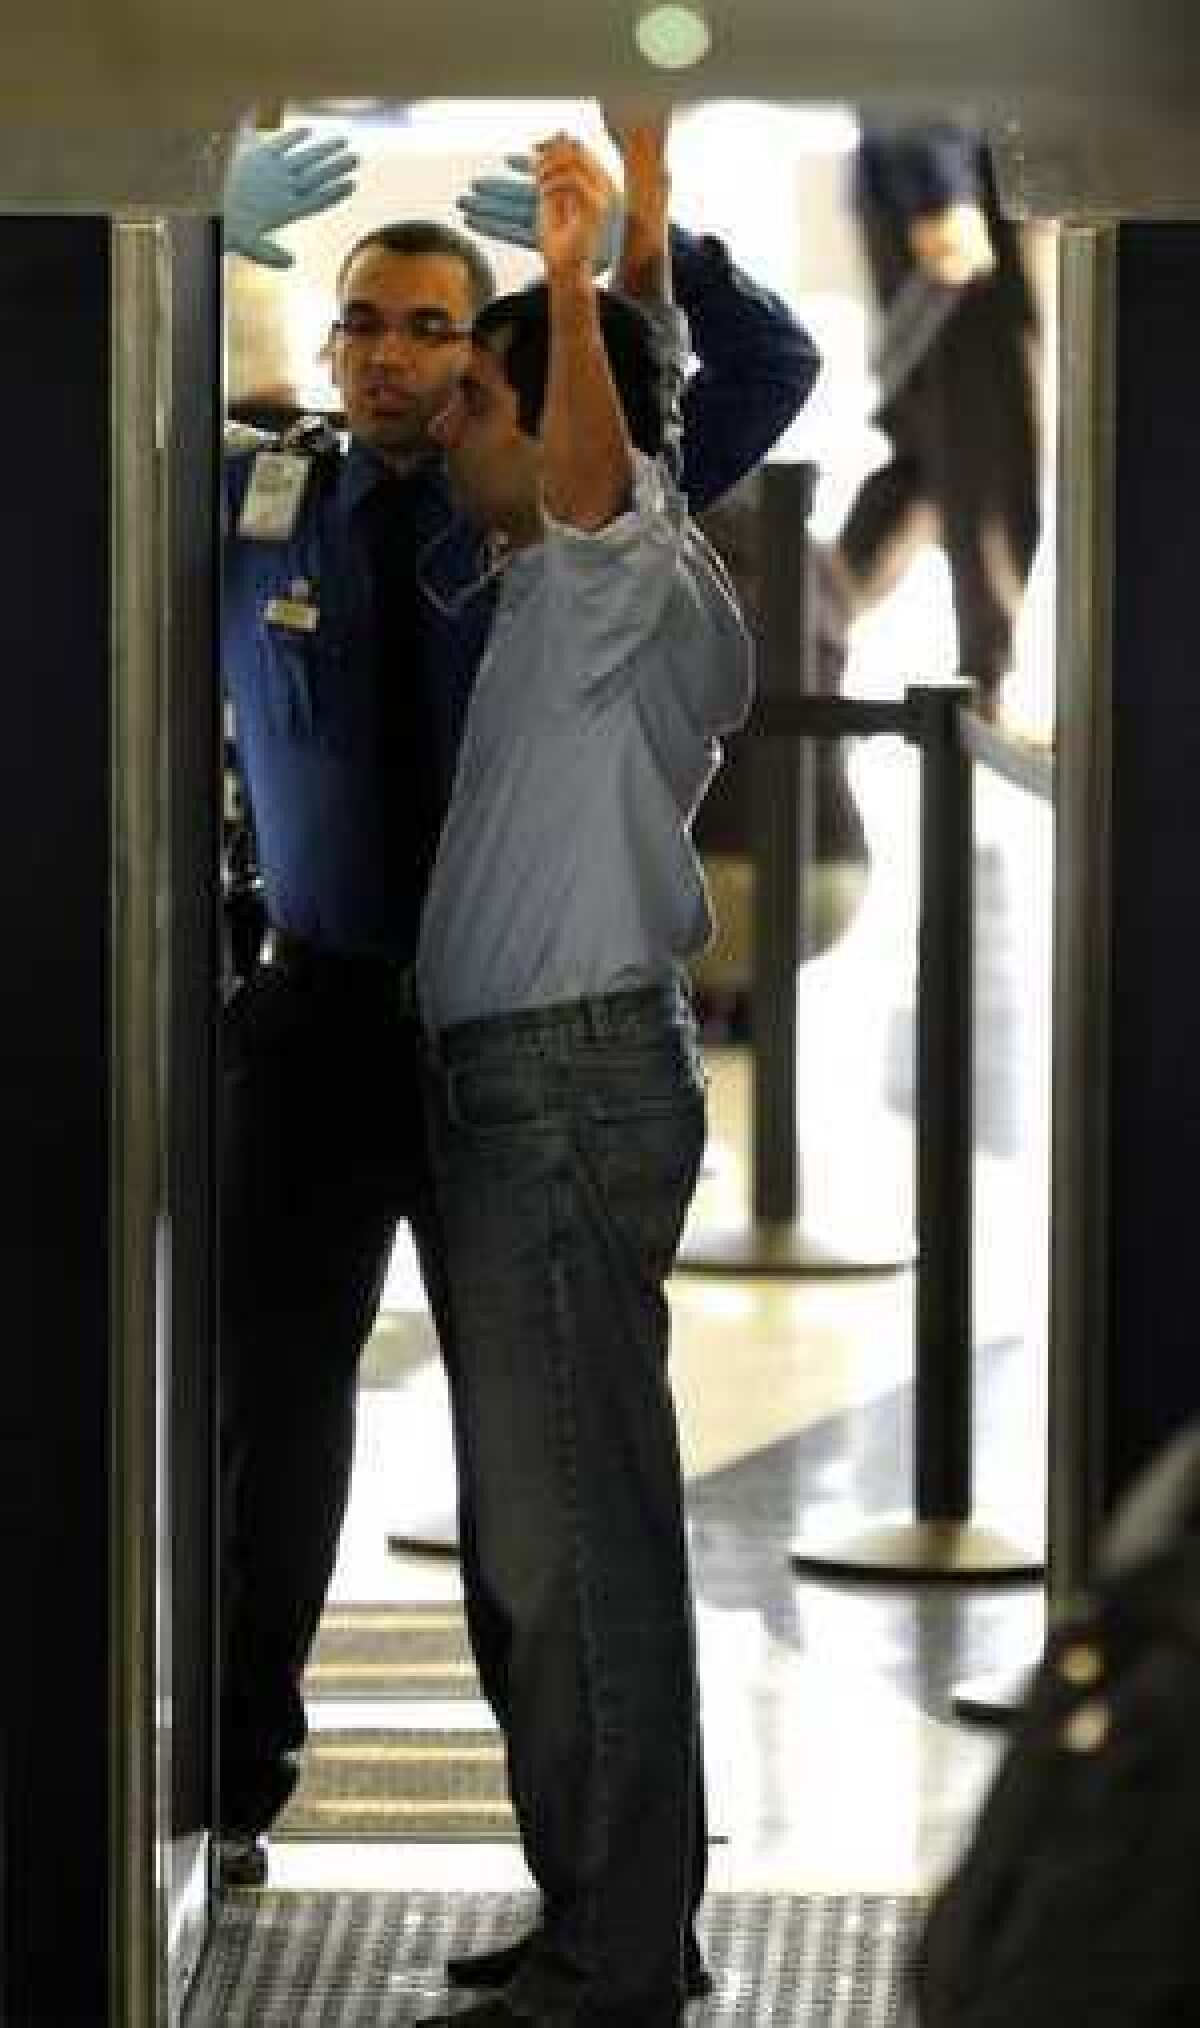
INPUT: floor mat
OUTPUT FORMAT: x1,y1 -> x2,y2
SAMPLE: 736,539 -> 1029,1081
306,1603 -> 480,1703
185,1888 -> 923,2025
275,1731 -> 515,1843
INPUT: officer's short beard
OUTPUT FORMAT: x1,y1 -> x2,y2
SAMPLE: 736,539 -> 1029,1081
353,409 -> 437,468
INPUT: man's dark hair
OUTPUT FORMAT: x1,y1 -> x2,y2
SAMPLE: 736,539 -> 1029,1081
474,283 -> 668,457
336,220 -> 496,313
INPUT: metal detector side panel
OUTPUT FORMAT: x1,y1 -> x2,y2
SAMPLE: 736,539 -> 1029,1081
992,118 -> 1200,222
0,128 -> 236,213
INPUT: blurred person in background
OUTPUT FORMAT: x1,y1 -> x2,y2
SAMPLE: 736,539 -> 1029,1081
819,120 -> 1042,720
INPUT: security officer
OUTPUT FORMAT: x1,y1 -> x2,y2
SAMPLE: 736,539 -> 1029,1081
218,131 -> 820,1890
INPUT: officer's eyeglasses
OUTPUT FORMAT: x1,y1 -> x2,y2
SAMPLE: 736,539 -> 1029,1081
331,306 -> 473,347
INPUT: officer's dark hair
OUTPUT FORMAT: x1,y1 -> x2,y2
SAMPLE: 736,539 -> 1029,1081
336,221 -> 496,313
474,283 -> 667,457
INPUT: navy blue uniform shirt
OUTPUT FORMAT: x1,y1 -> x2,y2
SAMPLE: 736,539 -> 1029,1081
222,227 -> 819,961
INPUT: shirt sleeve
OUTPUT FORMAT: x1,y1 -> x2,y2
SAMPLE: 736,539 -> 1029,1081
540,452 -> 753,731
670,227 -> 821,512
539,452 -> 686,692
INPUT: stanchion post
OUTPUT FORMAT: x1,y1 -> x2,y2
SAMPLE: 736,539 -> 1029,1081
910,680 -> 975,1523
751,461 -> 817,1224
679,462 -> 913,1276
789,679 -> 1042,1578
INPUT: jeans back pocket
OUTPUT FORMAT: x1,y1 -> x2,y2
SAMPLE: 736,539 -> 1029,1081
445,1060 -> 558,1136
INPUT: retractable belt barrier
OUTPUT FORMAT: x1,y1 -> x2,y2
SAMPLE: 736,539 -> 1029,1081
688,460 -> 1054,1581
679,462 -> 913,1277
775,685 -> 1051,1579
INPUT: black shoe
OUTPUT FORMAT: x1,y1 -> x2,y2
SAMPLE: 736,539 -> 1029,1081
216,1832 -> 268,1889
445,1937 -> 529,1990
685,1937 -> 714,2002
421,2005 -> 515,2027
422,2003 -> 681,2027
446,1931 -> 712,2002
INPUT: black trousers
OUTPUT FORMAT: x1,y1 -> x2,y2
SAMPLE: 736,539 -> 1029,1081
218,949 -> 450,1831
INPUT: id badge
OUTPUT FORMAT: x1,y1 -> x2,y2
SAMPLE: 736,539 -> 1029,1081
238,450 -> 310,542
264,585 -> 320,634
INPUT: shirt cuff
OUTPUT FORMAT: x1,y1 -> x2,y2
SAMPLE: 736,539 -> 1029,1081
540,450 -> 683,548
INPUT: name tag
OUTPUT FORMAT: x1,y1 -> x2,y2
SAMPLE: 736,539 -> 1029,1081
238,450 -> 310,542
264,593 -> 320,634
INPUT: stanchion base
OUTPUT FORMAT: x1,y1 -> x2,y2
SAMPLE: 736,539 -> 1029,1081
385,1509 -> 460,1557
951,1663 -> 1038,1724
677,1218 -> 914,1279
788,1513 -> 1044,1582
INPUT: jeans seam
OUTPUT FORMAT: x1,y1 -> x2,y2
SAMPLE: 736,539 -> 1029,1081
435,1034 -> 697,2007
547,1149 -> 613,1980
568,1094 -> 700,1985
566,1101 -> 697,1968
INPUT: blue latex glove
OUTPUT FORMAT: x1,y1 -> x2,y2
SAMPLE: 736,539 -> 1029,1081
225,126 -> 359,268
456,154 -> 623,274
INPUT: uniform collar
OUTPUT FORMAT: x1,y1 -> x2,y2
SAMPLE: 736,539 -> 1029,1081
341,439 -> 453,520
338,439 -> 489,605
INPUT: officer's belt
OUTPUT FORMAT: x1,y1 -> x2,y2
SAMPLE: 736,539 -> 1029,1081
259,928 -> 419,1020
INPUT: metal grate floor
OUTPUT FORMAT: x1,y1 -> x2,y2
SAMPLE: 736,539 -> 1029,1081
184,1889 -> 922,2026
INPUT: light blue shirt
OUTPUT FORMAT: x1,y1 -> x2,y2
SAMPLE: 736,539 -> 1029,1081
417,453 -> 754,1031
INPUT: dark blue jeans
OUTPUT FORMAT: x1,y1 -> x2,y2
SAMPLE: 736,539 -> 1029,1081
424,983 -> 707,2022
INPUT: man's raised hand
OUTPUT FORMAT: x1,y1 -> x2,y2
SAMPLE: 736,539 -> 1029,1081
534,135 -> 617,276
457,150 -> 623,274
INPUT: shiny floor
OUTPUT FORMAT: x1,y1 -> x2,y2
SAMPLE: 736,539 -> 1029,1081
270,791 -> 1051,1903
